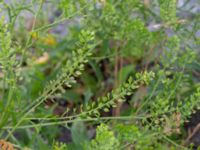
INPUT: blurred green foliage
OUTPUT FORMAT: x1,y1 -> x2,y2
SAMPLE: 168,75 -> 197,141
0,0 -> 199,149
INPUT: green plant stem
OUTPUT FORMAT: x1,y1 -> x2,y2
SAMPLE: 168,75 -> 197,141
33,3 -> 89,32
162,135 -> 188,150
135,75 -> 161,115
19,0 -> 44,66
3,116 -> 145,130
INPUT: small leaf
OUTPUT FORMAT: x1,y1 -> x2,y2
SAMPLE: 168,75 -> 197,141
103,108 -> 109,112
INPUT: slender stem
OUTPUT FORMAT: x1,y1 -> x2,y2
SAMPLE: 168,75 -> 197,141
3,116 -> 145,130
162,135 -> 188,150
19,0 -> 44,66
33,4 -> 89,32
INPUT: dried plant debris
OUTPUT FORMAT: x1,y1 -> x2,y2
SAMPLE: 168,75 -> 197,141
0,140 -> 14,150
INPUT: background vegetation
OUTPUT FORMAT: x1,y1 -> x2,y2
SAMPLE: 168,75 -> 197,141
0,0 -> 200,149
